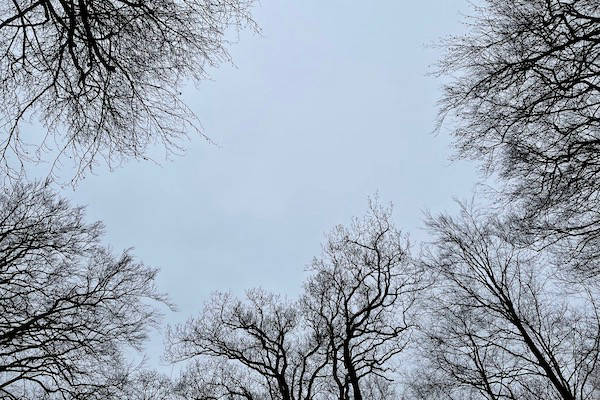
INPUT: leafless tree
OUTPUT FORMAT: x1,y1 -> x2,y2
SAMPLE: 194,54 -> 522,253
437,0 -> 600,276
0,181 -> 169,399
167,289 -> 330,400
167,202 -> 425,400
302,201 -> 424,400
0,0 -> 257,180
408,206 -> 600,400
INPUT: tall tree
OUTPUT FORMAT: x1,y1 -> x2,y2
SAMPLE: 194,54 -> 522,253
302,201 -> 423,400
0,182 -> 168,399
167,289 -> 329,400
0,0 -> 257,180
408,207 -> 600,400
437,0 -> 600,276
167,201 -> 421,400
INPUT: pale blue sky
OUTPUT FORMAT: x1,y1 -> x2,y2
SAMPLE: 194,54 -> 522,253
52,0 -> 478,363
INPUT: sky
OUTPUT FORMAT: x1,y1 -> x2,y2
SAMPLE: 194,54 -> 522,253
45,1 -> 479,367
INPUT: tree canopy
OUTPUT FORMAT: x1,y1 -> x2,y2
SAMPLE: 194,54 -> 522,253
0,182 -> 168,399
437,0 -> 600,275
0,0 -> 256,180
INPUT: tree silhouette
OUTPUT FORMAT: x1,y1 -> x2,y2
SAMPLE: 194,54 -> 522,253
0,182 -> 168,399
167,289 -> 329,400
302,201 -> 423,400
437,0 -> 600,276
408,207 -> 600,400
168,201 -> 423,400
0,0 -> 257,180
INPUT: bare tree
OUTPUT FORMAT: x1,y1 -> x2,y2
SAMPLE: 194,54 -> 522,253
0,181 -> 168,399
0,0 -> 257,180
167,202 -> 424,400
302,201 -> 423,400
167,289 -> 329,400
437,0 -> 600,275
409,206 -> 600,400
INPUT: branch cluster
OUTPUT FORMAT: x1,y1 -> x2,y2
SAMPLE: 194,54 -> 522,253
0,182 -> 168,399
437,0 -> 600,274
0,0 -> 256,180
167,202 -> 424,400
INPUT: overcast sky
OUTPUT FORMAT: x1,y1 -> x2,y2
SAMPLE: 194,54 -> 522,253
52,1 -> 478,366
